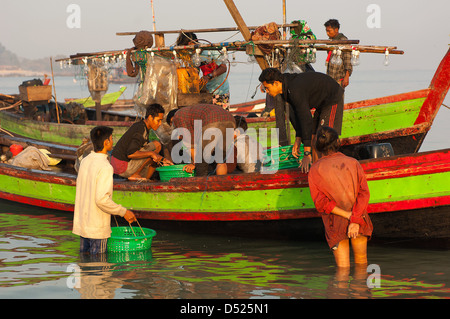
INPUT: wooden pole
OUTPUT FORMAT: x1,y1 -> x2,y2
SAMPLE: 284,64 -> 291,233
56,42 -> 402,64
150,0 -> 156,31
223,0 -> 268,69
282,0 -> 290,145
50,57 -> 60,124
116,23 -> 300,36
282,0 -> 287,40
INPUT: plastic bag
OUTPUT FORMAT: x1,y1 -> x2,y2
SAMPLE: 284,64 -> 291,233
133,55 -> 178,113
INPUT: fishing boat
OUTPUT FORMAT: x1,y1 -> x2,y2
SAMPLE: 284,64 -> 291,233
243,48 -> 450,156
0,137 -> 448,241
1,48 -> 448,155
0,0 -> 448,244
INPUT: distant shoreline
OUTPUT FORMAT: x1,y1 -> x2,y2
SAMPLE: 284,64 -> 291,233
0,67 -> 70,77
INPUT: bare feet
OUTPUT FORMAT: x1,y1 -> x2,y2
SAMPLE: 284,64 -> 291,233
128,175 -> 148,182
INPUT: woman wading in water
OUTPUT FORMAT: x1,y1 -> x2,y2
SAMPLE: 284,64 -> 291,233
308,126 -> 373,268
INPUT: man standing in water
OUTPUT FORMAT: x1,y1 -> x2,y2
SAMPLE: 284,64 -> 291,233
73,126 -> 136,255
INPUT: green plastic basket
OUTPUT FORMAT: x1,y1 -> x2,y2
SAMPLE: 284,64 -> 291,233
107,226 -> 156,252
156,164 -> 195,181
107,249 -> 153,263
263,144 -> 304,170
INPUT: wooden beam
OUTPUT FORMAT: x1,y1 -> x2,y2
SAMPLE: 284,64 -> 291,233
116,24 -> 299,36
223,0 -> 268,70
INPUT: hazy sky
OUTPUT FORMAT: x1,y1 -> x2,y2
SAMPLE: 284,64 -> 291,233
1,0 -> 449,70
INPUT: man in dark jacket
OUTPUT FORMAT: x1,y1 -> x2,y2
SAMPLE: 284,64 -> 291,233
259,68 -> 344,173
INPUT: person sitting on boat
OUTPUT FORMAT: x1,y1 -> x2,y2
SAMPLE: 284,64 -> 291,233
258,67 -> 344,173
176,32 -> 231,110
73,126 -> 137,255
125,30 -> 154,78
233,116 -> 263,173
171,104 -> 236,176
110,103 -> 172,181
324,19 -> 353,88
308,126 -> 373,268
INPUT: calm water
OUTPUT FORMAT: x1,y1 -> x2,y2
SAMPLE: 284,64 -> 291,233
1,202 -> 449,300
1,68 -> 450,301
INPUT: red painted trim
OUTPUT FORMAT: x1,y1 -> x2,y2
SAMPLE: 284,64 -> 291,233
367,195 -> 450,214
1,148 -> 449,195
0,165 -> 76,186
340,125 -> 428,147
134,209 -> 319,221
243,89 -> 430,124
0,188 -> 448,222
344,89 -> 430,110
130,195 -> 450,221
0,191 -> 74,212
415,48 -> 450,125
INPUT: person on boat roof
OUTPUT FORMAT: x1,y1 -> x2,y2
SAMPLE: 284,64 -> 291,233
259,67 -> 344,173
110,103 -> 172,181
324,19 -> 353,88
308,126 -> 373,268
176,32 -> 230,110
171,104 -> 236,176
73,126 -> 136,255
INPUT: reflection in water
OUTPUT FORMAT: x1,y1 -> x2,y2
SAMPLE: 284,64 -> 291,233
0,206 -> 449,299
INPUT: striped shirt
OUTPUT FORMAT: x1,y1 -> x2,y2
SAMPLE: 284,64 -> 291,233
172,104 -> 234,136
326,33 -> 353,84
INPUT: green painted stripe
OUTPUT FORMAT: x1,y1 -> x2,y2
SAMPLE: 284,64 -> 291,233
248,98 -> 425,146
1,169 -> 449,214
0,112 -> 156,146
0,174 -> 75,204
114,186 -> 314,212
367,171 -> 450,204
0,97 -> 424,147
341,98 -> 425,138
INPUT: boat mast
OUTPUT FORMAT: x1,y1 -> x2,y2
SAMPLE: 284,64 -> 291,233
282,0 -> 286,40
150,0 -> 157,31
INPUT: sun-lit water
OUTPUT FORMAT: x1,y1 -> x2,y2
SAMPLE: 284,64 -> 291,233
1,67 -> 450,301
1,204 -> 449,300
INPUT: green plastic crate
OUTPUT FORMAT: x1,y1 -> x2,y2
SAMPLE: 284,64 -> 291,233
263,144 -> 304,170
156,164 -> 195,181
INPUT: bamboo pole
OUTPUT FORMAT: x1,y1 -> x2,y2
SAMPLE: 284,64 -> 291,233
55,41 -> 402,63
50,57 -> 61,124
116,23 -> 300,36
150,0 -> 156,32
282,0 -> 287,40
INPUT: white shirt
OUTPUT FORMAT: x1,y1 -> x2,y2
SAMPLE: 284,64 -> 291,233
234,133 -> 264,173
73,152 -> 126,239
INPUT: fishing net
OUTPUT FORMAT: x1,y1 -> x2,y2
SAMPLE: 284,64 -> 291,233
133,55 -> 178,145
133,55 -> 178,114
87,59 -> 109,102
282,20 -> 317,73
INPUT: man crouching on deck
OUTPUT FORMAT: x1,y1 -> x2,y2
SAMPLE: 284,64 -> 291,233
73,126 -> 136,255
111,103 -> 172,181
